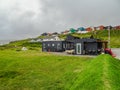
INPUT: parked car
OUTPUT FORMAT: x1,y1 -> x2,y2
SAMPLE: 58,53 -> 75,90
104,48 -> 116,57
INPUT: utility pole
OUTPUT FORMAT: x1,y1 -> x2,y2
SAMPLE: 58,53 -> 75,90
108,26 -> 111,48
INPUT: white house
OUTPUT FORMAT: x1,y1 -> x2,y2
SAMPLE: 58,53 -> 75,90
29,39 -> 42,43
43,36 -> 60,41
77,31 -> 88,34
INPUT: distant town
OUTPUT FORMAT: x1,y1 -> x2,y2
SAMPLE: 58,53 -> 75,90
1,25 -> 120,45
41,25 -> 120,36
28,25 -> 120,43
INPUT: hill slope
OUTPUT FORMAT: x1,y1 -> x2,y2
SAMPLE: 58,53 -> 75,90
59,30 -> 120,48
65,54 -> 120,90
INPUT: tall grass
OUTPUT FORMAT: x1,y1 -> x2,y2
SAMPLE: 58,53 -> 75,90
65,54 -> 120,90
0,50 -> 91,90
0,50 -> 120,90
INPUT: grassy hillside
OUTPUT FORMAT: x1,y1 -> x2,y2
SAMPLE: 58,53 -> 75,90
0,30 -> 120,49
67,54 -> 120,90
94,30 -> 120,48
0,39 -> 42,50
0,50 -> 120,90
59,30 -> 120,48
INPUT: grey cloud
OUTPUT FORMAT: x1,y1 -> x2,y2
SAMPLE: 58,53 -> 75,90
40,0 -> 120,26
0,0 -> 120,41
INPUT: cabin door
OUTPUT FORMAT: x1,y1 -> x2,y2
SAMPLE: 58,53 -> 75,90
76,43 -> 82,54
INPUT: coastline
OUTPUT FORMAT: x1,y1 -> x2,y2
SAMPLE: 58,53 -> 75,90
0,40 -> 11,45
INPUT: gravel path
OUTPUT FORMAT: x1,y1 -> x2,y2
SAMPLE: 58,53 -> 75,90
111,48 -> 120,59
49,48 -> 120,59
49,52 -> 96,58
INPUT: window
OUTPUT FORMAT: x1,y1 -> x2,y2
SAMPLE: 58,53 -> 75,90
52,44 -> 55,46
63,44 -> 65,48
43,44 -> 45,48
48,44 -> 50,46
71,43 -> 74,48
57,43 -> 61,49
43,44 -> 45,46
57,43 -> 60,46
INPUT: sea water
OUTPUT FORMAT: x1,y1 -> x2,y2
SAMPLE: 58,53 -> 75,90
0,40 -> 11,45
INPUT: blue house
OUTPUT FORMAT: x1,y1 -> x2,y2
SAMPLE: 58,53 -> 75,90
77,27 -> 86,31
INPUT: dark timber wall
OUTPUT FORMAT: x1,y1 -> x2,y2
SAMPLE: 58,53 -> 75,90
42,35 -> 108,55
42,41 -> 65,52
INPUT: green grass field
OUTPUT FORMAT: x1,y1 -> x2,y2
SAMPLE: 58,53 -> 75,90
0,49 -> 120,90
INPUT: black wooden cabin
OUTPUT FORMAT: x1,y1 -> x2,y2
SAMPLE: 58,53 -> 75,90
42,35 -> 108,55
42,41 -> 66,52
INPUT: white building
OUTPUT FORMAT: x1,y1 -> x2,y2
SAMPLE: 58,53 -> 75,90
43,36 -> 60,41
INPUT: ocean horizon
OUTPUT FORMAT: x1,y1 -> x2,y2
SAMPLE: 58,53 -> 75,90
0,40 -> 11,45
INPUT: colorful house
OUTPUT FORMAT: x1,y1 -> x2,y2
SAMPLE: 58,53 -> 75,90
70,28 -> 77,33
99,25 -> 105,30
61,30 -> 70,35
77,27 -> 88,33
114,25 -> 120,30
77,27 -> 85,31
86,27 -> 92,32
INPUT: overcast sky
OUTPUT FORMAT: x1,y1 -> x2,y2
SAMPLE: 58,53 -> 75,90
0,0 -> 120,40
